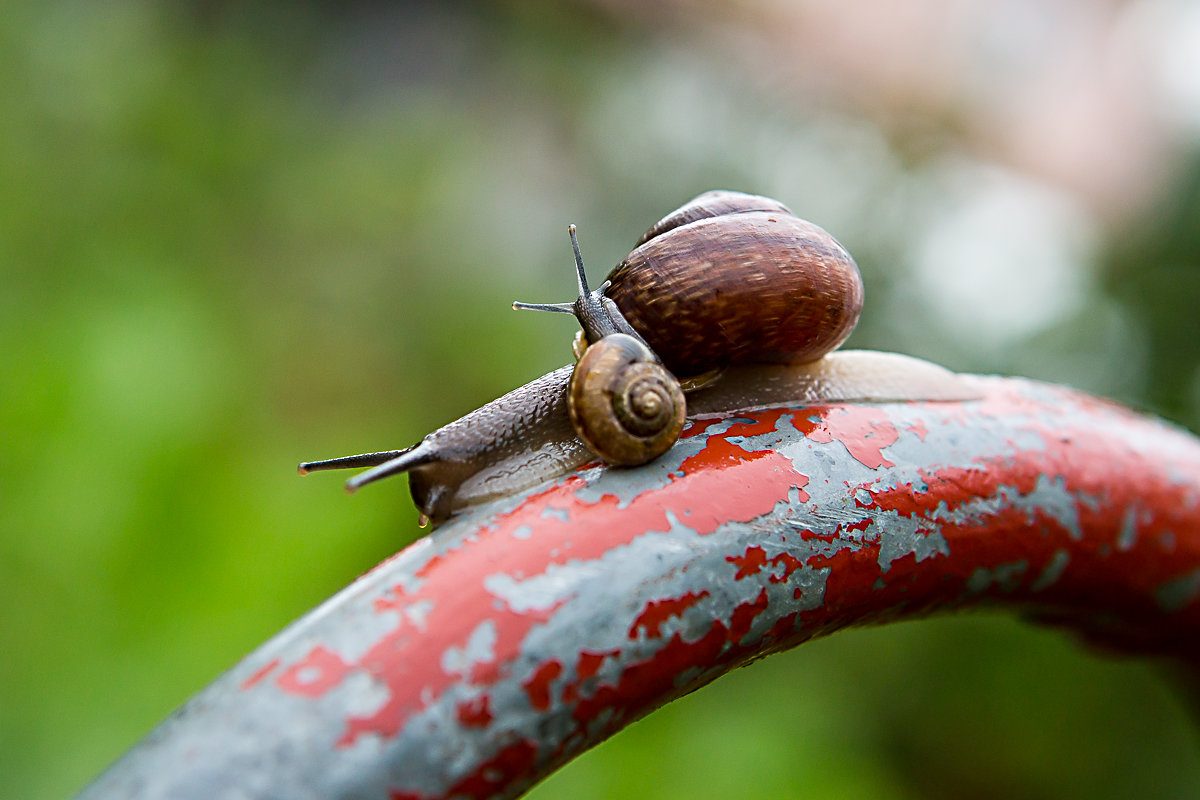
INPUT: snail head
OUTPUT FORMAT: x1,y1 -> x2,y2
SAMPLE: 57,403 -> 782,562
513,225 -> 651,357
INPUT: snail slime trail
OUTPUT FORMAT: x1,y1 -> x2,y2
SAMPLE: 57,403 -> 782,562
299,190 -> 974,526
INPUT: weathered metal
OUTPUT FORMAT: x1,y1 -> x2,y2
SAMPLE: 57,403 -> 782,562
76,375 -> 1200,800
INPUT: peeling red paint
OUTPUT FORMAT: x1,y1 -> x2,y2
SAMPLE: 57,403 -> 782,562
444,740 -> 538,800
576,651 -> 609,680
799,406 -> 899,469
769,551 -> 805,582
571,624 -> 731,733
455,695 -> 494,728
239,658 -> 279,691
681,417 -> 728,437
276,647 -> 351,698
390,740 -> 538,800
562,650 -> 620,704
101,377 -> 1200,800
523,660 -> 563,711
722,409 -> 790,439
730,547 -> 816,585
269,418 -> 804,748
305,382 -> 1200,760
729,588 -> 770,641
373,585 -> 412,612
331,591 -> 563,746
728,546 -> 768,580
630,591 -> 710,639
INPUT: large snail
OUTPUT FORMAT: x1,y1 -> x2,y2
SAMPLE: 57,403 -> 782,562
300,191 -> 974,526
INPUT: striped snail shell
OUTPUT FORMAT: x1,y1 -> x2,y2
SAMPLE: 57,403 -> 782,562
567,332 -> 686,466
605,190 -> 864,378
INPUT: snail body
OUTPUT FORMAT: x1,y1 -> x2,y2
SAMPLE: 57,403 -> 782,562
300,191 -> 975,526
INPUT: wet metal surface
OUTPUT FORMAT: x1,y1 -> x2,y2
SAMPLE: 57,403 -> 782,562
77,377 -> 1200,800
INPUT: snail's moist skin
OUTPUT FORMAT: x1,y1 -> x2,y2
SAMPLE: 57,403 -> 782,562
412,351 -> 976,523
403,365 -> 584,523
78,376 -> 1200,800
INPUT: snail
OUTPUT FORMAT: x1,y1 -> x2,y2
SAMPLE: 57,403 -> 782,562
299,191 -> 976,526
513,224 -> 687,467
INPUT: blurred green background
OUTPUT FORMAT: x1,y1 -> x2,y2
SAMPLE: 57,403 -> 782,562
3,1 -> 1200,798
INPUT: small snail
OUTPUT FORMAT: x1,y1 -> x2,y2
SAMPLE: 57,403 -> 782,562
300,191 -> 975,526
512,224 -> 687,467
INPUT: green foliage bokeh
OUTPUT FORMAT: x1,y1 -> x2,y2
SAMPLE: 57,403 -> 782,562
1,3 -> 1198,799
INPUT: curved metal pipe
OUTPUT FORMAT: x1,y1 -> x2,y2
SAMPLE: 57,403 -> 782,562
76,375 -> 1200,799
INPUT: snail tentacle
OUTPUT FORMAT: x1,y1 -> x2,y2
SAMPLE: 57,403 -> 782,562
510,301 -> 575,314
343,444 -> 438,493
515,225 -> 651,352
298,450 -> 410,476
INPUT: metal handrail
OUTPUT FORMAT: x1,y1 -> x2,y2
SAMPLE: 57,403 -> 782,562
76,375 -> 1200,799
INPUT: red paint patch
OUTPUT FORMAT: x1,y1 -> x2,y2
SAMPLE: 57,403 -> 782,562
576,651 -> 608,680
390,740 -> 539,800
729,589 -> 770,641
331,591 -> 564,746
240,658 -> 279,691
682,417 -> 728,437
843,517 -> 872,534
480,427 -> 805,575
800,407 -> 899,469
455,695 -> 494,728
794,473 -> 811,502
568,586 -> 793,740
907,419 -> 929,441
373,584 -> 411,612
447,740 -> 538,800
727,546 -> 768,579
523,660 -> 563,711
722,409 -> 790,438
571,624 -> 730,730
562,650 -> 621,704
276,647 -> 351,697
769,551 -> 805,582
728,545 -> 811,584
630,591 -> 710,639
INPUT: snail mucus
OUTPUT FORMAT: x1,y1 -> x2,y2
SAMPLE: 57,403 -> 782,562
299,190 -> 976,526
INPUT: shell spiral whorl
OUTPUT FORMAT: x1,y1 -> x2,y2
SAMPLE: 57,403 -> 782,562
567,333 -> 686,466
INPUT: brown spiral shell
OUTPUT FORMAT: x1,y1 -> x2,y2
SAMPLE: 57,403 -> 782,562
634,190 -> 794,247
604,192 -> 864,378
567,333 -> 686,466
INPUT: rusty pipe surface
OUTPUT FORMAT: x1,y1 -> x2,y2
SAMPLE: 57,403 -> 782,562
76,375 -> 1200,799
